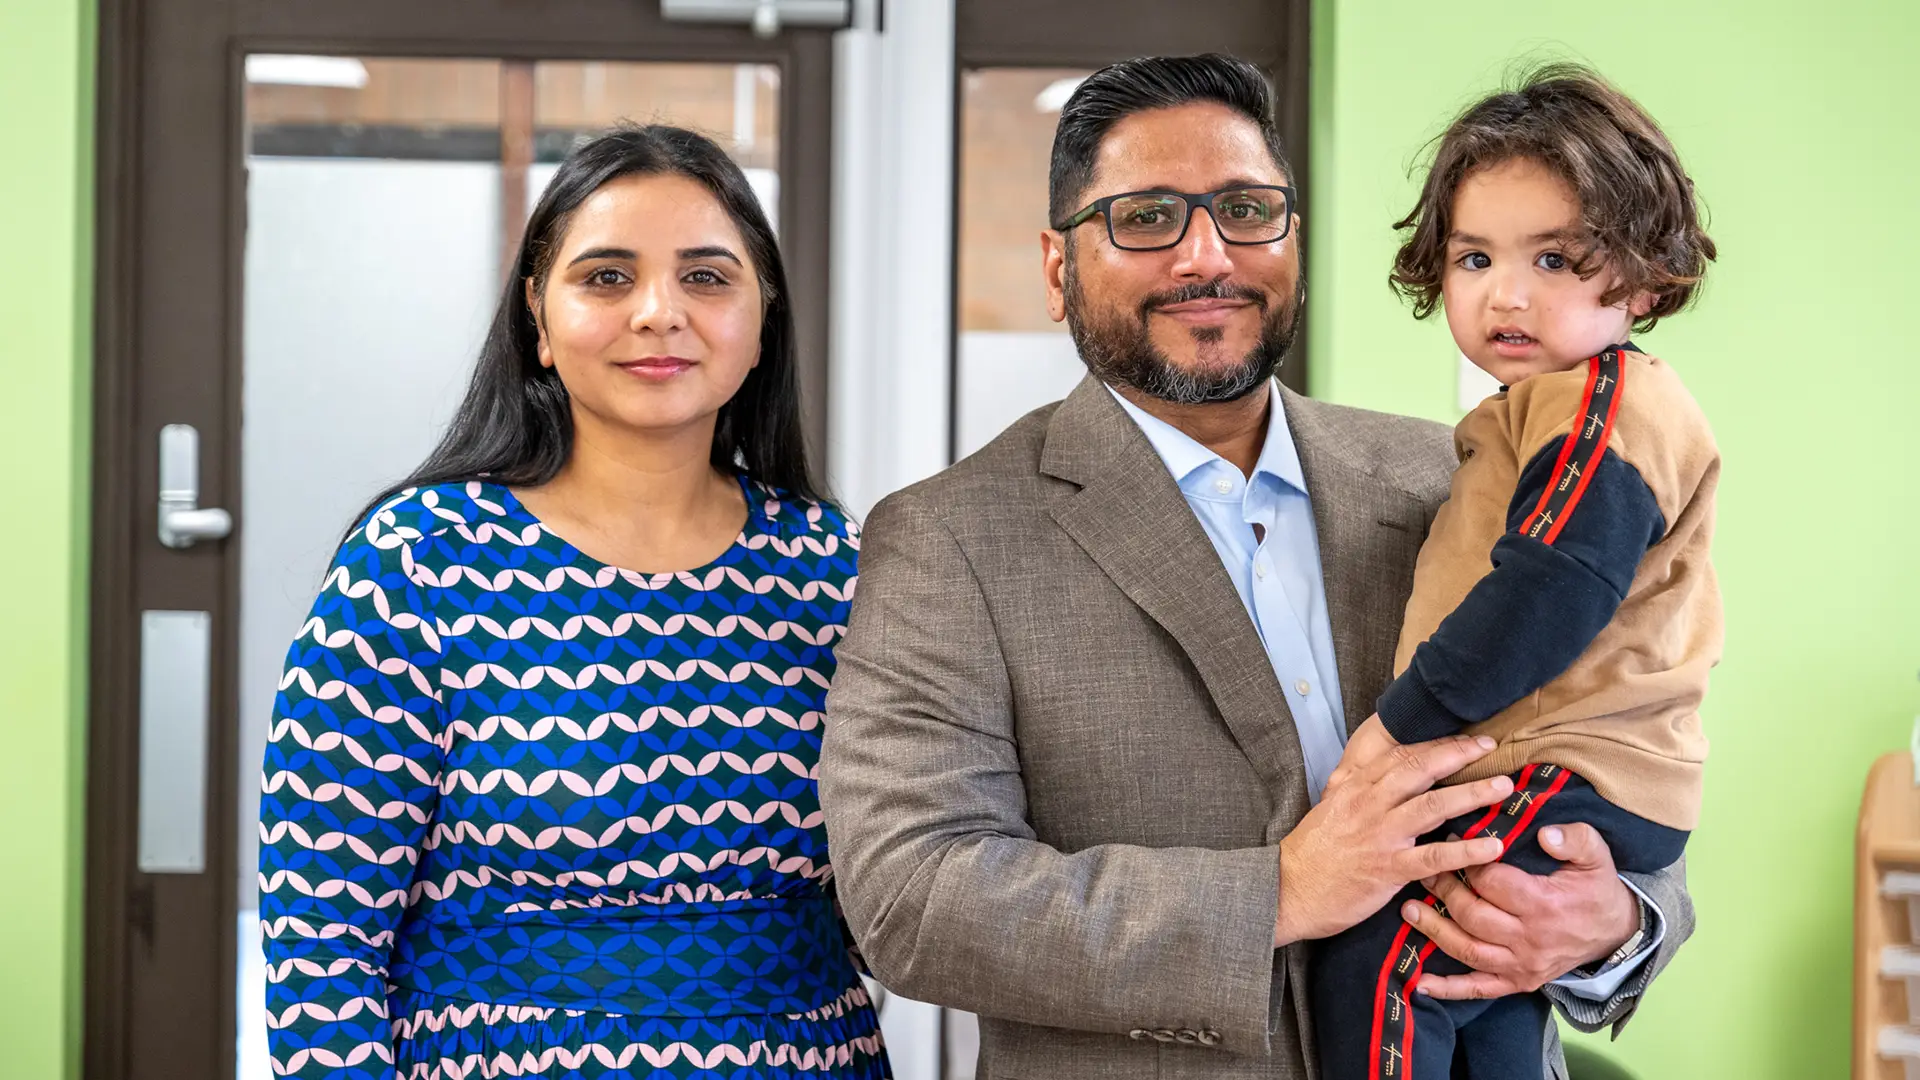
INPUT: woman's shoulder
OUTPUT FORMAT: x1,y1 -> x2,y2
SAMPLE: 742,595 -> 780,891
340,479 -> 523,563
746,480 -> 861,553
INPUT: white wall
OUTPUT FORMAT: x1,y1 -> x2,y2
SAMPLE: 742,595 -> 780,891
828,0 -> 957,518
955,330 -> 1084,459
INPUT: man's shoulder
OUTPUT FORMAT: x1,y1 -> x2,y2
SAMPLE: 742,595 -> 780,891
872,401 -> 1063,524
1284,391 -> 1456,506
1293,394 -> 1453,447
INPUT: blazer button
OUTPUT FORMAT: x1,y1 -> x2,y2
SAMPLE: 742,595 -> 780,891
1174,1030 -> 1199,1044
1153,1030 -> 1176,1043
1128,1029 -> 1149,1041
1198,1030 -> 1222,1047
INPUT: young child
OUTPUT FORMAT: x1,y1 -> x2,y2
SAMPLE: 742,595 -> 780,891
1310,64 -> 1720,1080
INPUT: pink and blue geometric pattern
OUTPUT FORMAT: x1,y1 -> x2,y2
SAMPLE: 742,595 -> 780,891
260,479 -> 885,1078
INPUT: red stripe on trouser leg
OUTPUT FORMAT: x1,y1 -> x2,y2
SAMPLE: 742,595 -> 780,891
1462,764 -> 1537,841
1402,939 -> 1440,1072
1501,766 -> 1572,852
1366,764 -> 1579,1077
1370,920 -> 1418,1080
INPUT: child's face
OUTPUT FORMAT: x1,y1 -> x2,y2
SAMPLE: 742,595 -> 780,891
1441,157 -> 1649,386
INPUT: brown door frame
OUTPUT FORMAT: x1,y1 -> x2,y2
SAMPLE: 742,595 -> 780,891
947,0 -> 1314,462
84,3 -> 837,1077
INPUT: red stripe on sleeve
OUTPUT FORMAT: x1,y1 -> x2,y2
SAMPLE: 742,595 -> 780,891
1520,358 -> 1600,538
1543,360 -> 1626,545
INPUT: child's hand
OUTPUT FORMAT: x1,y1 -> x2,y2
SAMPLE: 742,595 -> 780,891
1326,714 -> 1400,795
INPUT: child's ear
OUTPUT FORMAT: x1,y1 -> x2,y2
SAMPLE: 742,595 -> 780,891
1629,289 -> 1657,318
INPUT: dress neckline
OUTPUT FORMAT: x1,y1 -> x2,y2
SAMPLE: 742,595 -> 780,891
496,473 -> 768,578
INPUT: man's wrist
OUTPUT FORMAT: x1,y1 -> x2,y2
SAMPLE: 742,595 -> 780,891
1273,841 -> 1301,948
1574,888 -> 1650,978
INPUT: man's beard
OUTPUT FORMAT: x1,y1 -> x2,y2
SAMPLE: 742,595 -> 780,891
1064,264 -> 1306,406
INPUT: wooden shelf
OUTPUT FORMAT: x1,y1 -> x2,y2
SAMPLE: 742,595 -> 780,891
1857,752 -> 1920,1079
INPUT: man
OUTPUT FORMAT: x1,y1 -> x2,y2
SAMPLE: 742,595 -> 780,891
820,54 -> 1689,1079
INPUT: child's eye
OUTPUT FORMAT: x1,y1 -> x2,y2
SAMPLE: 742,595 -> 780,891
1456,252 -> 1492,271
1536,252 -> 1570,271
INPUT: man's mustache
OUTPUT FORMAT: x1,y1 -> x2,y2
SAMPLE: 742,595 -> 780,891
1139,279 -> 1270,319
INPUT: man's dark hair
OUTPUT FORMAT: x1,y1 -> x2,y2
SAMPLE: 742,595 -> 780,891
1048,53 -> 1292,230
1391,62 -> 1715,333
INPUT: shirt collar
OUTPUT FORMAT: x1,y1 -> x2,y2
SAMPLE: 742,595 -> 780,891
1105,380 -> 1306,497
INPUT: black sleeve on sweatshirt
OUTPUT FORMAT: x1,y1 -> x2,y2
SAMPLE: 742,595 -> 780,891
1375,438 -> 1668,745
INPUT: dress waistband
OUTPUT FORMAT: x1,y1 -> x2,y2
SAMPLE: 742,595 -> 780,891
389,894 -> 857,1019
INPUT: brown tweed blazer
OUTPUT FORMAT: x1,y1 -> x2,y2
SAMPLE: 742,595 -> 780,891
820,376 -> 1691,1080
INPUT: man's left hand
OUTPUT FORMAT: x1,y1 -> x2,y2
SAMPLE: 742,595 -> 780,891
1399,822 -> 1639,999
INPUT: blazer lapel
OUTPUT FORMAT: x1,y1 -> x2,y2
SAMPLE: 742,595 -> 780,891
1282,387 -> 1431,735
1042,377 -> 1307,813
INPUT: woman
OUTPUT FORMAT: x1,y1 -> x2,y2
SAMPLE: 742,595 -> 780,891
259,125 -> 885,1079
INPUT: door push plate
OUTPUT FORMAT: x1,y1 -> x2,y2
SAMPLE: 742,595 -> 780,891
137,609 -> 212,873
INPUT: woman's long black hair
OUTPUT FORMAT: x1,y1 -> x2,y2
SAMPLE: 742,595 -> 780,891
348,123 -> 819,535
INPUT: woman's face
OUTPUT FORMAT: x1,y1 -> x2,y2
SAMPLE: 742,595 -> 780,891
530,172 -> 763,445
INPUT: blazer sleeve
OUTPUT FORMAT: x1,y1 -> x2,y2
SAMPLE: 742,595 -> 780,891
260,513 -> 445,1080
1375,438 -> 1667,744
819,491 -> 1283,1056
1545,856 -> 1696,1036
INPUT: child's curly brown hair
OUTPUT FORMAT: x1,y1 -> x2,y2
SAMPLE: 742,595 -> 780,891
1391,62 -> 1716,334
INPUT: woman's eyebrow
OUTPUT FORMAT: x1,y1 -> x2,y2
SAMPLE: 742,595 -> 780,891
565,244 -> 744,267
567,246 -> 636,267
679,245 -> 743,265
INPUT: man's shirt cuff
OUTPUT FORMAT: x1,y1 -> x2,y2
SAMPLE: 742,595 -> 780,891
1549,875 -> 1665,1001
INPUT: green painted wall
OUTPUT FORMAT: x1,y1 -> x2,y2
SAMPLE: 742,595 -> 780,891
1309,2 -> 1920,1076
0,0 -> 95,1078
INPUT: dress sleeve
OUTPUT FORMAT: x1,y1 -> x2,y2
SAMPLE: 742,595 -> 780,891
1375,438 -> 1666,744
260,509 -> 445,1080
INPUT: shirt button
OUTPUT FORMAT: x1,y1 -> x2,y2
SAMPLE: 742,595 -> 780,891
1213,479 -> 1233,495
1254,559 -> 1268,580
1295,679 -> 1311,696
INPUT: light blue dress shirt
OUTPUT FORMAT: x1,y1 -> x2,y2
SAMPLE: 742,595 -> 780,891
1108,380 -> 1660,1000
1107,382 -> 1349,804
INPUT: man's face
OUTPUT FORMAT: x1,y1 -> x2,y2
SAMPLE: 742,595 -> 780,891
1044,102 -> 1304,405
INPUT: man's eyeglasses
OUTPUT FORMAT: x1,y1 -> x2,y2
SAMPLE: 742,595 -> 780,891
1055,185 -> 1296,251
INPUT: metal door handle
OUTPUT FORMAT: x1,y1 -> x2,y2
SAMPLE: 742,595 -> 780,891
157,424 -> 232,548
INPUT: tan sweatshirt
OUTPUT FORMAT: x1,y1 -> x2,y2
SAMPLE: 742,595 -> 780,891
1378,345 -> 1719,831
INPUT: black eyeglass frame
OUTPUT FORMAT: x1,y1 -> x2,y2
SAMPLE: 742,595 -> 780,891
1054,185 -> 1298,251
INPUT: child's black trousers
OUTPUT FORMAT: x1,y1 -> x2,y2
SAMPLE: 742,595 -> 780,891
1310,764 -> 1687,1080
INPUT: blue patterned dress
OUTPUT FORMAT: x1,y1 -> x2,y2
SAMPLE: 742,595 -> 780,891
260,479 -> 886,1080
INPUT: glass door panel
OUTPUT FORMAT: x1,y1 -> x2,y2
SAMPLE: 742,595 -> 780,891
954,67 -> 1095,459
529,61 -> 782,230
